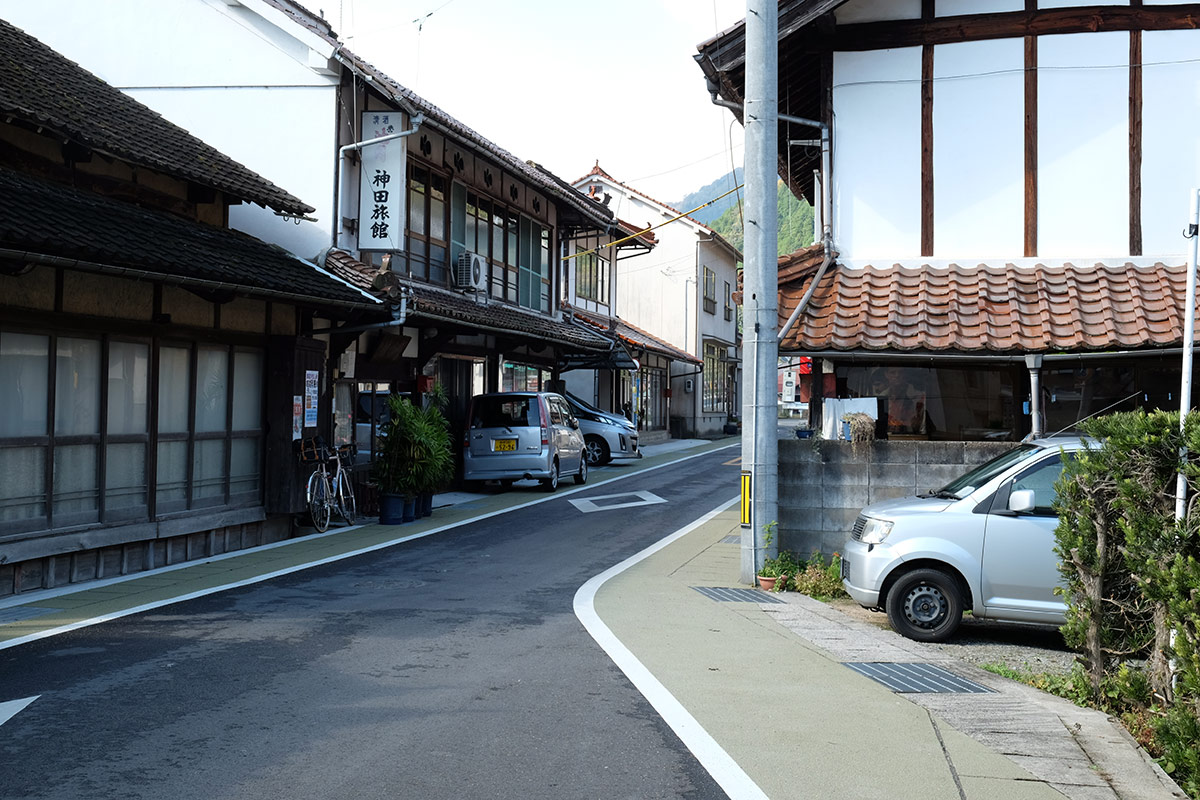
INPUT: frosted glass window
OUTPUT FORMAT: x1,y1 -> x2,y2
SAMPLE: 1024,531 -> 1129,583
158,346 -> 191,433
195,348 -> 228,432
105,442 -> 146,511
232,351 -> 263,430
0,447 -> 45,522
156,441 -> 188,507
55,338 -> 100,436
53,443 -> 98,517
0,332 -> 49,437
108,342 -> 149,435
230,439 -> 260,496
193,439 -> 226,500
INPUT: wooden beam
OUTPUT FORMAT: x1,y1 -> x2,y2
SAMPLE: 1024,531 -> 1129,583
787,5 -> 1200,53
1024,33 -> 1038,259
1129,29 -> 1143,257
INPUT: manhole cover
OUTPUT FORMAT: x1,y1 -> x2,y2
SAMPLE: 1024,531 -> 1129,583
692,586 -> 785,604
843,662 -> 994,693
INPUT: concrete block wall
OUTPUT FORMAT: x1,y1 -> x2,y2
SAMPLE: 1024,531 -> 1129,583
777,438 -> 1013,557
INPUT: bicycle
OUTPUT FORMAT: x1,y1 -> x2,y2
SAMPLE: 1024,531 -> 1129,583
301,438 -> 357,532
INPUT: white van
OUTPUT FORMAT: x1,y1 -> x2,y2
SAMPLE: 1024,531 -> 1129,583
841,436 -> 1086,642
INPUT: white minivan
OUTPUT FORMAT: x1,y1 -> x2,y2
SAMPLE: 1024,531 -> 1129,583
841,436 -> 1086,642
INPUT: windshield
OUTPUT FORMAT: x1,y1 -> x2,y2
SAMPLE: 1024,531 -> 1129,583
566,392 -> 603,415
936,444 -> 1039,499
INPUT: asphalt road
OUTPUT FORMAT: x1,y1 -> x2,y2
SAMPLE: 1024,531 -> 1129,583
0,448 -> 741,800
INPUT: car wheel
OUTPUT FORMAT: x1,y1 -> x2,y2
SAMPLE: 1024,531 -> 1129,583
574,456 -> 587,485
885,568 -> 963,642
584,435 -> 610,466
542,460 -> 559,492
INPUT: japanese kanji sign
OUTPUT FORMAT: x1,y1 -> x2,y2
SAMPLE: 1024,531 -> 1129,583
358,112 -> 407,253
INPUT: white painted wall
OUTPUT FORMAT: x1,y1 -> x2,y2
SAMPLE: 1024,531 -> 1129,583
0,0 -> 339,261
1038,32 -> 1129,258
832,48 -> 923,260
936,0 -> 1021,15
933,38 -> 1024,258
1141,29 -> 1200,259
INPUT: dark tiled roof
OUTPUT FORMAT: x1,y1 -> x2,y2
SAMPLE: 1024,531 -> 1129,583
324,249 -> 613,350
779,260 -> 1197,354
573,309 -> 701,364
0,18 -> 313,216
0,168 -> 371,307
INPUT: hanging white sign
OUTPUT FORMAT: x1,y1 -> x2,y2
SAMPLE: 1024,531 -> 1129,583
357,111 -> 407,253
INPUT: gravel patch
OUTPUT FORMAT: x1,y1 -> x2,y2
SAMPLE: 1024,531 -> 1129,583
823,596 -> 1079,674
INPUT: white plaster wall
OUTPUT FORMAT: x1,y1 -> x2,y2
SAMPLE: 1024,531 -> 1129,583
936,0 -> 1021,15
126,86 -> 336,260
1038,32 -> 1129,259
0,0 -> 339,261
613,192 -> 696,355
1141,29 -> 1200,259
0,0 -> 327,88
835,0 -> 921,24
933,38 -> 1024,258
832,48 -> 923,260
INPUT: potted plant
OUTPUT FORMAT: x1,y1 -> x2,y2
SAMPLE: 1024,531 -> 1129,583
373,387 -> 454,524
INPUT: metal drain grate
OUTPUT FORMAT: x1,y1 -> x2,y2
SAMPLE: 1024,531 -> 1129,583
719,535 -> 740,544
844,662 -> 995,693
692,586 -> 786,604
0,606 -> 62,625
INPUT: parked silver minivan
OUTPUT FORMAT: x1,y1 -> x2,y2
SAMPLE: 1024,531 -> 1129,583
462,392 -> 587,492
841,436 -> 1086,642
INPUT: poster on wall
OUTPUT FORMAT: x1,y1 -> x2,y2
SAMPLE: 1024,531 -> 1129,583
292,396 -> 303,440
357,111 -> 407,253
304,370 -> 319,428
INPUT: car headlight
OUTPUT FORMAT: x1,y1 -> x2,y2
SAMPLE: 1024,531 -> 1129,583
859,517 -> 894,544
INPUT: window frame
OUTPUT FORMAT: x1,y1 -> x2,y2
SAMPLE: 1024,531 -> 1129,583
0,329 -> 265,536
703,267 -> 717,315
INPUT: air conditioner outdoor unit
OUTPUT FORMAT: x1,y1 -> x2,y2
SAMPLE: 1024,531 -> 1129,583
454,251 -> 487,292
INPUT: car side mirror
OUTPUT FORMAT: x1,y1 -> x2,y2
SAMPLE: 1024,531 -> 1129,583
1008,489 -> 1036,514
570,418 -> 580,430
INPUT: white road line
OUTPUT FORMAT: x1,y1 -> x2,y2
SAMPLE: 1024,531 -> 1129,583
0,695 -> 38,728
567,490 -> 667,513
573,496 -> 769,800
0,443 -> 738,652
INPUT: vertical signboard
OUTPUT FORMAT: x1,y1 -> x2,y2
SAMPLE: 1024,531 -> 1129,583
304,370 -> 319,428
740,470 -> 752,527
358,111 -> 407,253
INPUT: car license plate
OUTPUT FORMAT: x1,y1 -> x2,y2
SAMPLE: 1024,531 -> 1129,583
494,438 -> 517,452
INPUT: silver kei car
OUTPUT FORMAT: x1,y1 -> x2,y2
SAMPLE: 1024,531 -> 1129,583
462,391 -> 587,492
841,436 -> 1087,642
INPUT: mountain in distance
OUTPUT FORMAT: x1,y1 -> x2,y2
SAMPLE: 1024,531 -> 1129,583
706,179 -> 815,257
672,167 -> 743,225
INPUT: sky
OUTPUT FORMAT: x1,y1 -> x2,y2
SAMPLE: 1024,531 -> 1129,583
332,0 -> 748,204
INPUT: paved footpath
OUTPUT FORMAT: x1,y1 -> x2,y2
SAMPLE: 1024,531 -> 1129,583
580,502 -> 1187,800
0,439 -> 1188,800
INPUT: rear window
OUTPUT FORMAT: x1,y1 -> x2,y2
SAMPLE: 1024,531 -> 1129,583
472,396 -> 539,428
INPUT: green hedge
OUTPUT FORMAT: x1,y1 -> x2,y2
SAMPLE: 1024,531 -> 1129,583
1054,410 -> 1200,795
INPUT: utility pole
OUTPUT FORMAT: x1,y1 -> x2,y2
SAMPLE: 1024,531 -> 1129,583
740,0 -> 779,584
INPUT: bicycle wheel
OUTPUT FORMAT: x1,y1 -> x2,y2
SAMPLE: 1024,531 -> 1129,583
307,470 -> 331,532
336,472 -> 357,525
